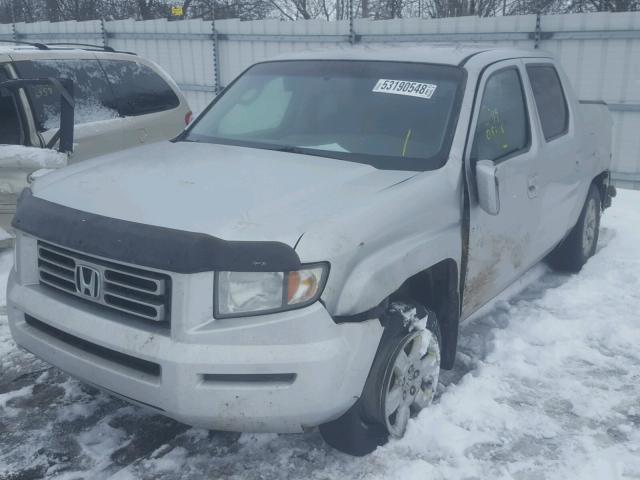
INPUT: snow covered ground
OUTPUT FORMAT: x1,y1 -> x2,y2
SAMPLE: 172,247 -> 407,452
0,190 -> 639,480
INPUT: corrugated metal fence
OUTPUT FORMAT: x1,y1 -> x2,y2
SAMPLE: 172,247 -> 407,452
1,12 -> 639,188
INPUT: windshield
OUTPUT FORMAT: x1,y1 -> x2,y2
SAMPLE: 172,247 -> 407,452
185,60 -> 465,171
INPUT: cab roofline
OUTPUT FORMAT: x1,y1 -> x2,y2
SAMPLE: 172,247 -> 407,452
267,43 -> 552,68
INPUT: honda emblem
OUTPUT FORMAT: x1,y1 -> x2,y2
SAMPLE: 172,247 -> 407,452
75,265 -> 101,299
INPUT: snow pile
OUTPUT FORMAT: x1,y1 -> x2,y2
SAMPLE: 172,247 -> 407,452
391,302 -> 434,355
27,168 -> 59,181
0,190 -> 639,479
374,190 -> 640,480
0,145 -> 67,170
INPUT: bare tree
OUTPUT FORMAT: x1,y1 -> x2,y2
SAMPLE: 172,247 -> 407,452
0,0 -> 637,25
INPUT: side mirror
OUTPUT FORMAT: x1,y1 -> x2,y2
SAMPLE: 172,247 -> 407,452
476,159 -> 500,215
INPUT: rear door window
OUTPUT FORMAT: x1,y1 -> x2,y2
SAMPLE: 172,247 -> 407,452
526,65 -> 569,141
99,60 -> 179,116
13,59 -> 118,132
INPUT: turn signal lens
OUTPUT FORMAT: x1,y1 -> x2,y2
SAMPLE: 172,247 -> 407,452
286,268 -> 322,305
185,111 -> 193,125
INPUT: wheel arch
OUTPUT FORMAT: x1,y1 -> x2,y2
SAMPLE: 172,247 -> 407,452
591,170 -> 613,209
389,258 -> 460,370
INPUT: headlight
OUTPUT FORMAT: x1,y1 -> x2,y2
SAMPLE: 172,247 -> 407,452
215,264 -> 328,318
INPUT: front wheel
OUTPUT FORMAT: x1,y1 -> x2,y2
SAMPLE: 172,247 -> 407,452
547,184 -> 601,273
319,301 -> 441,455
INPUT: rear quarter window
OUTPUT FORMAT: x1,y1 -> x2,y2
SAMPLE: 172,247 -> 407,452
526,65 -> 569,141
13,59 -> 118,132
99,60 -> 180,116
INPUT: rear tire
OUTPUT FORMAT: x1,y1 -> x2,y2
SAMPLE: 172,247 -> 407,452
319,301 -> 441,456
547,184 -> 601,273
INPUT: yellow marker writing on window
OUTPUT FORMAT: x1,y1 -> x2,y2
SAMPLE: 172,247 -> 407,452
402,129 -> 412,157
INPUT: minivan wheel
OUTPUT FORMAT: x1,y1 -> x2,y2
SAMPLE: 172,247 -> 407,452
547,184 -> 601,273
319,301 -> 441,456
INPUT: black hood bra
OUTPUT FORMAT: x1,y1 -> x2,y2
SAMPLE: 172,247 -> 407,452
13,189 -> 302,274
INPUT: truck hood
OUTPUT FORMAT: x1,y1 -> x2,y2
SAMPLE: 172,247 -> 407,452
32,141 -> 416,247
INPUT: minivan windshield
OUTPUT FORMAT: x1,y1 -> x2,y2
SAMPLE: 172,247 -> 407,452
185,60 -> 465,171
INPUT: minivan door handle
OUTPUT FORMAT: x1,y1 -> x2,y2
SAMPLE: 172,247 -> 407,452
527,175 -> 538,198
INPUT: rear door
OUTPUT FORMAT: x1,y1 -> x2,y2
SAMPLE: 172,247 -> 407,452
523,61 -> 582,251
11,53 -> 126,162
98,58 -> 187,147
462,60 -> 544,317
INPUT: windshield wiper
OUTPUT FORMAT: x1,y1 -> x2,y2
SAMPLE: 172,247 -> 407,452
272,145 -> 306,154
269,145 -> 339,159
177,137 -> 343,160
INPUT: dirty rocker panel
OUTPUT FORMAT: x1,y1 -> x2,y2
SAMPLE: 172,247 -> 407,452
13,189 -> 302,273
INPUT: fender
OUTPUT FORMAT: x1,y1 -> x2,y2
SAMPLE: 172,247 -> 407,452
296,169 -> 464,318
331,226 -> 461,317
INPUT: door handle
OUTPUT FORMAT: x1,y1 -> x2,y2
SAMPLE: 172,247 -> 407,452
527,175 -> 538,198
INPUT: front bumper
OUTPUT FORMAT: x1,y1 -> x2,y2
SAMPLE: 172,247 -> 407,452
7,268 -> 383,433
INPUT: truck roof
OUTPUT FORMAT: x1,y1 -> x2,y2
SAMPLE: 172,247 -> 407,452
269,44 -> 552,67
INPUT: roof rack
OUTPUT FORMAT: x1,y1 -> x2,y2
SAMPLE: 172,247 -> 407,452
46,42 -> 116,52
0,39 -> 49,50
0,40 -> 135,55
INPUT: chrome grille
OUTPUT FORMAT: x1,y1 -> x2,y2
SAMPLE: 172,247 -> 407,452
37,242 -> 171,324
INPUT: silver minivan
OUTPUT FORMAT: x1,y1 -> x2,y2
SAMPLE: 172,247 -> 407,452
0,43 -> 191,231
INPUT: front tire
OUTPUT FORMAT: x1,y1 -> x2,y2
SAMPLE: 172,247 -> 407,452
319,301 -> 441,455
547,184 -> 601,273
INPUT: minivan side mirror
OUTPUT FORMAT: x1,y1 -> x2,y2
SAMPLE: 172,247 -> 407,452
476,159 -> 500,215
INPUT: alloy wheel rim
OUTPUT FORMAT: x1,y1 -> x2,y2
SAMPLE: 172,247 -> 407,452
383,330 -> 441,438
582,199 -> 598,257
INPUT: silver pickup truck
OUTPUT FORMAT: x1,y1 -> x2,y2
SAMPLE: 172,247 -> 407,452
7,45 -> 614,456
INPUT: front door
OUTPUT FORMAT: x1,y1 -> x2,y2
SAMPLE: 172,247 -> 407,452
0,64 -> 25,146
462,60 -> 543,318
11,56 -> 126,163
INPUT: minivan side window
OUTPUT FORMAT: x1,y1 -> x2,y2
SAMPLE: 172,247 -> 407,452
471,68 -> 530,163
99,60 -> 179,116
14,59 -> 118,132
526,65 -> 569,141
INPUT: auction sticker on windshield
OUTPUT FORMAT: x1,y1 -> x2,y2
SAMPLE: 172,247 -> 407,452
372,79 -> 437,99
